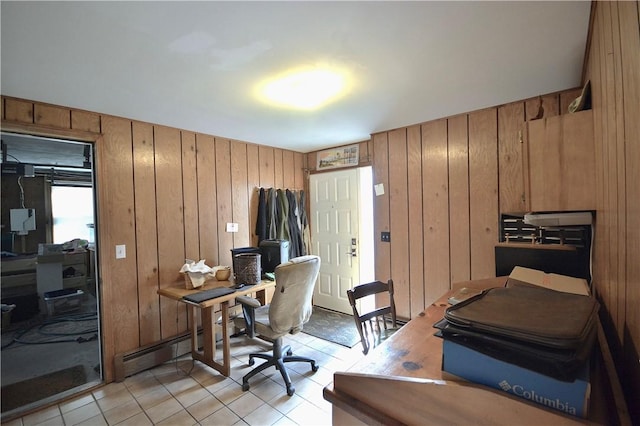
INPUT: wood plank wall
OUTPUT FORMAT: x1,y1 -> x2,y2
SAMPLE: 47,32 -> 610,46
584,1 -> 640,421
309,88 -> 580,320
0,97 -> 306,381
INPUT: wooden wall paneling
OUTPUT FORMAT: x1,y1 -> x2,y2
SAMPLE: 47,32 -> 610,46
406,125 -> 424,317
421,120 -> 450,305
97,116 -> 138,380
447,115 -> 470,284
468,108 -> 499,280
274,148 -> 284,189
282,150 -> 295,189
247,144 -> 261,247
181,131 -> 200,262
195,134 -> 219,264
154,126 -> 187,339
307,151 -> 318,173
525,93 -> 560,121
231,141 -> 250,248
34,103 -> 70,129
388,128 -> 410,318
72,110 -> 101,133
610,1 -> 628,342
294,152 -> 305,189
132,121 -> 161,346
4,98 -> 33,123
619,1 -> 640,409
215,138 -> 234,266
259,146 -> 275,188
559,88 -> 582,115
602,2 -> 620,330
372,133 -> 391,290
497,102 -> 526,213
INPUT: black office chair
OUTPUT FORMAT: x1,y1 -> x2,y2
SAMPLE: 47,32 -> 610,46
236,255 -> 321,396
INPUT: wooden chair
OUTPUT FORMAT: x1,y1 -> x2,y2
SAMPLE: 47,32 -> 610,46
347,279 -> 398,355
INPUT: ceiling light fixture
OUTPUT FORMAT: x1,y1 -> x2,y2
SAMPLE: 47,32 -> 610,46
256,67 -> 348,110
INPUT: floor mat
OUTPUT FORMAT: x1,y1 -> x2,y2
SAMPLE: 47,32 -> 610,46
1,364 -> 87,413
302,307 -> 360,348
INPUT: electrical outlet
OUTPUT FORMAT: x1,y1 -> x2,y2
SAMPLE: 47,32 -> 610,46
381,232 -> 391,242
226,223 -> 239,233
115,244 -> 126,259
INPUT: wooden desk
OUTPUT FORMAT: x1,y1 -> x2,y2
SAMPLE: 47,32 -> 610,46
323,277 -> 630,425
158,280 -> 275,377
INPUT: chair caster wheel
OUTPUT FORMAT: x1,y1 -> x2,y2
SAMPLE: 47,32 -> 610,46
286,348 -> 293,356
242,382 -> 250,392
248,358 -> 255,366
287,386 -> 295,396
311,363 -> 319,372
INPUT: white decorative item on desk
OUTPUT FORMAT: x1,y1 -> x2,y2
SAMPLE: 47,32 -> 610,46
180,259 -> 214,289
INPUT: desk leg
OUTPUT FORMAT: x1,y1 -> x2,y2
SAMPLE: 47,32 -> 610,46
190,302 -> 231,377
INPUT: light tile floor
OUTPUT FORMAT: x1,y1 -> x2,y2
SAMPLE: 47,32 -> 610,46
4,332 -> 365,426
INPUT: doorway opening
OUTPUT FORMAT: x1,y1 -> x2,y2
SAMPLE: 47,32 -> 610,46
310,166 -> 374,315
0,132 -> 102,419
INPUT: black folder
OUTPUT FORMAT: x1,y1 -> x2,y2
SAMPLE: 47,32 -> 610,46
183,287 -> 236,304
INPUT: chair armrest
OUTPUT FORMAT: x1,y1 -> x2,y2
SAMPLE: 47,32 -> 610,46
236,295 -> 261,308
235,295 -> 261,338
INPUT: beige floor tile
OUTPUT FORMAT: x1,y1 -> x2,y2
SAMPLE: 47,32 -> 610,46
22,405 -> 61,426
199,406 -> 241,426
243,402 -> 285,426
185,394 -> 224,422
30,415 -> 64,426
96,388 -> 136,412
15,321 -> 363,426
143,396 -> 182,424
59,394 -> 94,414
267,393 -> 305,415
286,400 -> 331,426
76,413 -> 107,426
290,377 -> 324,402
113,412 -> 152,426
211,381 -> 245,405
226,392 -> 265,418
155,409 -> 197,426
1,417 -> 23,426
102,398 -> 142,425
173,384 -> 210,408
202,375 -> 235,394
61,401 -> 101,426
92,382 -> 127,400
134,386 -> 172,411
250,378 -> 286,402
271,415 -> 298,426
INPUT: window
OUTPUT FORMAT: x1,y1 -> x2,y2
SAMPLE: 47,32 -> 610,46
51,186 -> 94,244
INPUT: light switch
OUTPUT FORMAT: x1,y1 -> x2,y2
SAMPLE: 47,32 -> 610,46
115,244 -> 126,259
226,223 -> 239,232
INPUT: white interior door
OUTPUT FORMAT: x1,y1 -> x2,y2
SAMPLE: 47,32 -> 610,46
310,168 -> 360,314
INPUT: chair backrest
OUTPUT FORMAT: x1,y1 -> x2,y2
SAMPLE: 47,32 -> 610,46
347,279 -> 397,354
268,255 -> 321,335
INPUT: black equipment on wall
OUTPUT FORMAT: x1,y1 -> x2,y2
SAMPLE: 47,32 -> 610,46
259,239 -> 290,274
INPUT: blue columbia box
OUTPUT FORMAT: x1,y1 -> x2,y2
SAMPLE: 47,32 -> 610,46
442,339 -> 590,418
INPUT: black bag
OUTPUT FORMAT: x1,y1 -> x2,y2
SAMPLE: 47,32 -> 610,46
436,285 -> 599,382
443,285 -> 599,350
434,317 -> 596,381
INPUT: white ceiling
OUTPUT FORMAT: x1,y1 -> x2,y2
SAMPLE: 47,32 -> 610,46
1,1 -> 591,153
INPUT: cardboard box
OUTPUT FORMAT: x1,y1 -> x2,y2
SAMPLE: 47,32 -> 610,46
508,266 -> 590,296
442,339 -> 590,418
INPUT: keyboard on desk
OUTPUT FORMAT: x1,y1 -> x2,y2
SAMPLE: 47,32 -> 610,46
182,287 -> 236,304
